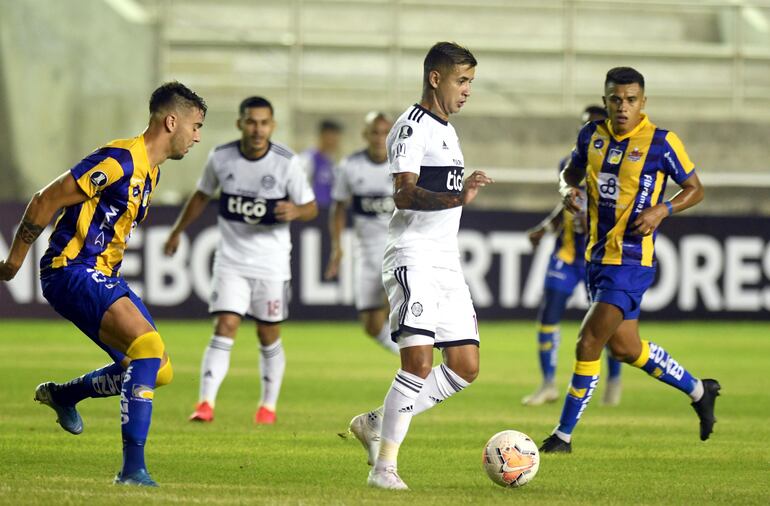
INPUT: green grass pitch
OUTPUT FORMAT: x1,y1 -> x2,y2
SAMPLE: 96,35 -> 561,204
0,319 -> 768,505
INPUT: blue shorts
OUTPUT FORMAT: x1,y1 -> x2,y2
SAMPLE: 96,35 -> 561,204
586,263 -> 655,320
544,255 -> 585,295
41,266 -> 156,363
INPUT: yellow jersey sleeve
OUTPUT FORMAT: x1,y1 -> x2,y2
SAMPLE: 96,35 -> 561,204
662,131 -> 695,184
71,154 -> 125,198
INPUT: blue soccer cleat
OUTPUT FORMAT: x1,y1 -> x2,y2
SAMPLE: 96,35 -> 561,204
114,468 -> 159,487
34,382 -> 83,435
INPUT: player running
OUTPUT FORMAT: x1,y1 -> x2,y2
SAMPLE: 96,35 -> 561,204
522,105 -> 624,407
343,42 -> 493,490
324,111 -> 399,354
0,82 -> 206,486
539,67 -> 720,453
164,96 -> 317,425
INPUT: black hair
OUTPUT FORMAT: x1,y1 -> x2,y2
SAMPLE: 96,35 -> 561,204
319,119 -> 343,133
605,67 -> 645,89
583,105 -> 608,119
149,81 -> 207,116
239,96 -> 273,116
423,42 -> 477,88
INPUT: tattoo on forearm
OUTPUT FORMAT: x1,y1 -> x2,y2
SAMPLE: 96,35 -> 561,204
17,220 -> 44,244
396,186 -> 463,211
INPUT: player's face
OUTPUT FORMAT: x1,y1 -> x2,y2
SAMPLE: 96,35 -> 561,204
436,64 -> 475,115
603,82 -> 646,135
238,107 -> 275,155
168,107 -> 204,160
363,118 -> 391,156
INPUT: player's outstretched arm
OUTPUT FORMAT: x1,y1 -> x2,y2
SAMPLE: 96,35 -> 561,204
392,171 -> 493,211
0,173 -> 88,281
559,160 -> 586,213
631,172 -> 704,236
164,190 -> 211,256
324,200 -> 348,280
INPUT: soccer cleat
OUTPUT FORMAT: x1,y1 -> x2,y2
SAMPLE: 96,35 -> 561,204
521,383 -> 559,406
255,406 -> 276,425
601,379 -> 622,406
114,468 -> 159,487
34,382 -> 83,435
343,412 -> 382,466
691,378 -> 721,441
189,401 -> 214,422
539,434 -> 572,454
367,466 -> 408,490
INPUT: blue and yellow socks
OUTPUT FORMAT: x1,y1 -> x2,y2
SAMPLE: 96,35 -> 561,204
555,359 -> 600,442
537,324 -> 560,383
631,340 -> 702,401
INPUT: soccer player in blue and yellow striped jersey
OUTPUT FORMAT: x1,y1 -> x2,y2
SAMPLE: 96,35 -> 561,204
522,105 -> 624,407
539,67 -> 721,453
0,82 -> 206,485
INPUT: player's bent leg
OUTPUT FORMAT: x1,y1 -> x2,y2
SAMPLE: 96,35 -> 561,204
411,344 -> 477,416
191,313 -> 241,422
542,302 -> 623,453
618,326 -> 721,441
255,322 -> 285,424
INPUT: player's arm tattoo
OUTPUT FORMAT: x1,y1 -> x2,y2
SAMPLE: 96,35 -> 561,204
16,219 -> 44,244
394,185 -> 463,211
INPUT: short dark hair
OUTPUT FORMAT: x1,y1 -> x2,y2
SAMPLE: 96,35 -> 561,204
149,81 -> 207,116
582,105 -> 608,121
605,67 -> 645,89
423,42 -> 477,88
319,119 -> 343,133
239,96 -> 274,116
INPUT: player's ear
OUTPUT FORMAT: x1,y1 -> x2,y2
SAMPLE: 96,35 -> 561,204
164,113 -> 177,133
236,117 -> 243,131
601,96 -> 607,108
641,95 -> 647,110
429,69 -> 441,90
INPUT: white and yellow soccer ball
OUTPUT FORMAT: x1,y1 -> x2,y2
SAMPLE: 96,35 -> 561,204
482,430 -> 540,488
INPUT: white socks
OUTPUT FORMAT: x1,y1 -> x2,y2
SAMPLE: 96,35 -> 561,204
376,369 -> 425,471
689,379 -> 704,402
413,364 -> 469,415
199,335 -> 234,406
259,338 -> 286,411
375,323 -> 400,355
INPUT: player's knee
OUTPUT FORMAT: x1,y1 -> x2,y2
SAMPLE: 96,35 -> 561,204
125,330 -> 165,360
607,341 -> 636,363
364,321 -> 380,337
214,320 -> 239,337
155,357 -> 174,387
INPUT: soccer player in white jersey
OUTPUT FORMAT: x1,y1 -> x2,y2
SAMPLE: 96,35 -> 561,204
164,96 -> 317,424
344,42 -> 493,490
324,111 -> 398,354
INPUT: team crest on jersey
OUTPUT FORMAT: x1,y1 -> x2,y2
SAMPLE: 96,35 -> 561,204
398,125 -> 413,139
628,147 -> 644,162
608,148 -> 624,165
90,171 -> 108,187
261,175 -> 276,189
411,302 -> 423,317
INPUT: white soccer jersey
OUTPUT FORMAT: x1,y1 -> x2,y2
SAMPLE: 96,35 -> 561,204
383,104 -> 465,272
331,149 -> 393,255
197,141 -> 315,280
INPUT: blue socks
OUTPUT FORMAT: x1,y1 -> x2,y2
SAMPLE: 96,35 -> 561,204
536,289 -> 570,383
120,357 -> 160,476
631,340 -> 700,395
606,352 -> 622,381
555,359 -> 600,441
53,362 -> 125,406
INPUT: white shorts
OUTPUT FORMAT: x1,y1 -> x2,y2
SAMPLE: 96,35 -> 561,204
383,265 -> 479,349
355,249 -> 387,312
209,270 -> 290,323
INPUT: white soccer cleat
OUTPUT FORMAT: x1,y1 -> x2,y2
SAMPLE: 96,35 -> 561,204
367,466 -> 409,490
521,383 -> 559,406
347,410 -> 382,466
602,379 -> 622,406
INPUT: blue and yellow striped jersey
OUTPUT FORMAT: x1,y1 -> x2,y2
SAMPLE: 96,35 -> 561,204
41,135 -> 159,276
553,157 -> 586,265
570,114 -> 695,267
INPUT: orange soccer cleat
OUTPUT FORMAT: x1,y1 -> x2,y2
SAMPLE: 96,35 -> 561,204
189,401 -> 214,422
254,406 -> 276,425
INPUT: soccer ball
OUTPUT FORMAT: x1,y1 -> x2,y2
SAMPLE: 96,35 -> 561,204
482,430 -> 540,488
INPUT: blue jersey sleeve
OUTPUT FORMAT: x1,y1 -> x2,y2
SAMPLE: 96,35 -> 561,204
569,123 -> 594,170
661,131 -> 695,185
